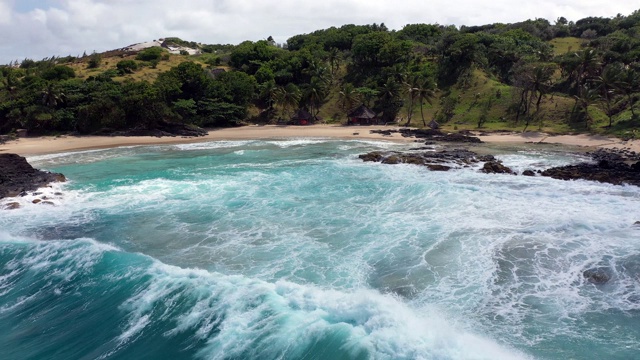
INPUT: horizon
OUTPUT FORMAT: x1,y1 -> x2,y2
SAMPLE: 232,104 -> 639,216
0,0 -> 637,64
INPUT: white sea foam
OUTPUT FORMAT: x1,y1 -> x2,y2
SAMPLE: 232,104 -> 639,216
172,140 -> 255,151
111,260 -> 531,360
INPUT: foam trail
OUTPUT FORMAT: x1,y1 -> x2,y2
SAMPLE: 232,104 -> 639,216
0,238 -> 530,360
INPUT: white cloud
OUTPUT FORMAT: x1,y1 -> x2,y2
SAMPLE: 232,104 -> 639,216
0,0 -> 636,63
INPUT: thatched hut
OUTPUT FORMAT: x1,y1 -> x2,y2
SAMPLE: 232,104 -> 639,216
347,105 -> 379,125
291,109 -> 314,125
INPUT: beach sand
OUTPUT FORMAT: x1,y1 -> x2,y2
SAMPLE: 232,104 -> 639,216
1,125 -> 639,156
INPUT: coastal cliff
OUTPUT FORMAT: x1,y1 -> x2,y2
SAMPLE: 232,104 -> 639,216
0,153 -> 66,199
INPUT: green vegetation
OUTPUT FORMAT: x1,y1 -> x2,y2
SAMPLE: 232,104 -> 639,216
1,10 -> 640,136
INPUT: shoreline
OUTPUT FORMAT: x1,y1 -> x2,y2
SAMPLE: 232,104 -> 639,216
1,125 -> 639,156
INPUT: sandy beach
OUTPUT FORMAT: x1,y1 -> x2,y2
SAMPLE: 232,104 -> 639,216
1,125 -> 639,156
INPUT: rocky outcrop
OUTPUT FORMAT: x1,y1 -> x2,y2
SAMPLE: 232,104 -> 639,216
583,268 -> 611,285
0,154 -> 66,199
369,129 -> 483,143
359,149 -> 512,174
541,149 -> 640,186
98,121 -> 208,137
481,161 -> 515,174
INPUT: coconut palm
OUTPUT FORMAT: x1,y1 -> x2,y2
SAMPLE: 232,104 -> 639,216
616,67 -> 640,119
303,77 -> 327,120
403,75 -> 421,127
338,83 -> 361,113
415,79 -> 436,127
593,63 -> 623,127
41,83 -> 65,108
274,83 -> 301,118
573,85 -> 600,129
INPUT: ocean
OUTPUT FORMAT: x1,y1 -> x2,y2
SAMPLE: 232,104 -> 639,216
1,139 -> 639,359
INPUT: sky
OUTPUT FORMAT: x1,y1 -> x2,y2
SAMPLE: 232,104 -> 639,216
0,0 -> 637,64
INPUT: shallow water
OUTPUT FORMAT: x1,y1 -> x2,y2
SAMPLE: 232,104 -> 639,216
1,139 -> 639,359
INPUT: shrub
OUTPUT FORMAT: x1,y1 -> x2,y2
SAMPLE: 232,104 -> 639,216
116,60 -> 139,74
87,52 -> 102,69
136,47 -> 164,61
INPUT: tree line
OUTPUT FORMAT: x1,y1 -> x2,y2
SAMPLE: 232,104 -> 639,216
1,9 -> 639,135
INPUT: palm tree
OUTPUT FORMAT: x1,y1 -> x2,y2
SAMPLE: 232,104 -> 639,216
524,64 -> 555,131
378,77 -> 404,123
338,83 -> 361,113
574,49 -> 600,91
616,67 -> 640,119
304,77 -> 327,120
416,79 -> 436,127
41,83 -> 65,108
275,83 -> 301,118
573,85 -> 600,129
403,75 -> 420,126
593,63 -> 623,127
327,48 -> 342,78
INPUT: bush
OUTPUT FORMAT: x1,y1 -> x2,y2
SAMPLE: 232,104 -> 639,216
87,52 -> 102,69
116,60 -> 139,74
136,47 -> 164,61
41,65 -> 76,81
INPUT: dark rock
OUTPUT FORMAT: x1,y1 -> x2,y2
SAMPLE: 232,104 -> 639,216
477,155 -> 496,162
3,202 -> 20,210
32,199 -> 42,204
358,151 -> 384,162
40,201 -> 55,205
481,161 -> 515,174
105,120 -> 208,137
634,221 -> 640,226
540,149 -> 640,186
54,192 -> 63,196
371,128 -> 483,143
426,164 -> 451,171
522,170 -> 536,176
382,155 -> 401,165
583,268 -> 610,285
0,154 -> 66,199
360,149 -> 486,172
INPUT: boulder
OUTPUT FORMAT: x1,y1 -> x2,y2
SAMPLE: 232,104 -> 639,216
583,268 -> 610,285
358,151 -> 385,162
481,161 -> 515,174
522,170 -> 536,176
0,153 -> 66,199
426,164 -> 451,171
3,202 -> 20,210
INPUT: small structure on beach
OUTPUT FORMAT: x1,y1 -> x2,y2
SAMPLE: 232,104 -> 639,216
347,105 -> 379,125
291,109 -> 314,125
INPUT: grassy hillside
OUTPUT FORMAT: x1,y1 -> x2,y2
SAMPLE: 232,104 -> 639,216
548,37 -> 585,55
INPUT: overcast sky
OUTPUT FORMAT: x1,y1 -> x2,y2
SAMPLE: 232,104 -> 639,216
0,0 -> 637,64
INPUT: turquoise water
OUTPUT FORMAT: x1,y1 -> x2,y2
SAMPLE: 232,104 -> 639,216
1,139 -> 639,359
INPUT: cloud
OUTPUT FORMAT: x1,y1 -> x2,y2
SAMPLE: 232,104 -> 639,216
0,0 -> 636,64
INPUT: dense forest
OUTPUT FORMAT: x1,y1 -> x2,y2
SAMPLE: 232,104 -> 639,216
1,10 -> 640,137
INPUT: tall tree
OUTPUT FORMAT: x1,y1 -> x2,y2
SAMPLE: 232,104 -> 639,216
593,63 -> 623,127
338,83 -> 360,114
416,78 -> 436,127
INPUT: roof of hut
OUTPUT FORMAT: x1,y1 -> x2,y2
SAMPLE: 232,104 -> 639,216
291,109 -> 313,120
348,105 -> 376,119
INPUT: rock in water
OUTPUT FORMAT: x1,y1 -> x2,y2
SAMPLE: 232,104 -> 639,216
0,153 -> 66,199
481,161 -> 515,174
583,268 -> 611,285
